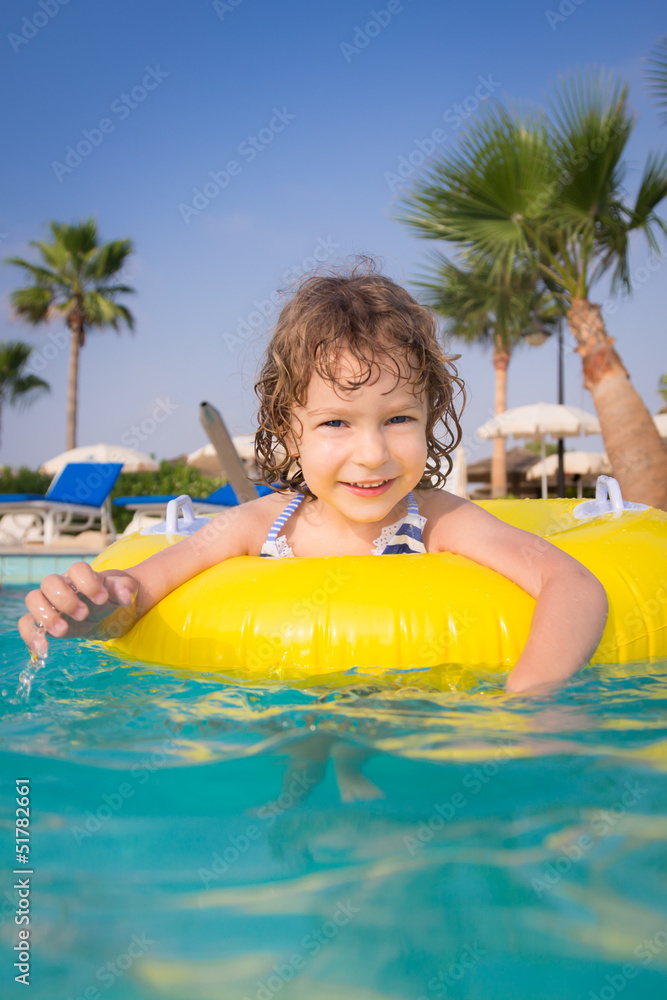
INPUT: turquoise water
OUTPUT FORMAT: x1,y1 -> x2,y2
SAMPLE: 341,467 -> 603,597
2,586 -> 667,1000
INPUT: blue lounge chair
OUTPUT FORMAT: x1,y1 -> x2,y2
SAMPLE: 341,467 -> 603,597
0,462 -> 123,545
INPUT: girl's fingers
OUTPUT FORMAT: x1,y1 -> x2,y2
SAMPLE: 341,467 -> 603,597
18,614 -> 49,657
60,562 -> 109,604
24,587 -> 69,637
40,574 -> 90,622
20,567 -> 139,655
65,564 -> 137,608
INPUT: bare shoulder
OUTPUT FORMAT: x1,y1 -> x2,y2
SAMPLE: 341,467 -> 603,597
417,489 -> 515,555
203,489 -> 298,556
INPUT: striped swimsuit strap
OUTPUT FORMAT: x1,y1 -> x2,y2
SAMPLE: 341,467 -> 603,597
260,491 -> 426,557
260,493 -> 305,557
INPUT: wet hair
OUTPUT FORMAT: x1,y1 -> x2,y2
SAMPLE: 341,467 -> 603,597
254,257 -> 465,497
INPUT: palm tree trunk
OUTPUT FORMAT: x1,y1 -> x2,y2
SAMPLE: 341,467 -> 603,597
66,317 -> 82,450
567,298 -> 667,510
491,340 -> 510,498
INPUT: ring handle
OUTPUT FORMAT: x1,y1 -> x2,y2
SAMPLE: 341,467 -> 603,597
165,495 -> 195,534
594,476 -> 625,511
140,495 -> 211,536
574,476 -> 649,519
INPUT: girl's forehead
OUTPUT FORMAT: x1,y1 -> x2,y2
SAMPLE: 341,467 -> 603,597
306,348 -> 422,397
302,361 -> 424,408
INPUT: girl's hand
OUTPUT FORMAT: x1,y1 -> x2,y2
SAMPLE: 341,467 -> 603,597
19,562 -> 138,657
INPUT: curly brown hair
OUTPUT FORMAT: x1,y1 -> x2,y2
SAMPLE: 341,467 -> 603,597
254,258 -> 465,496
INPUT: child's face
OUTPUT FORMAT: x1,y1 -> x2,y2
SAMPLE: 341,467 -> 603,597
290,349 -> 429,523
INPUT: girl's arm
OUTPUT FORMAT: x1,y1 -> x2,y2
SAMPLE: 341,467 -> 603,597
19,502 -> 257,657
430,499 -> 609,694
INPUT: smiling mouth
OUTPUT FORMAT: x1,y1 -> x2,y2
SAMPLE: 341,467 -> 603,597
341,479 -> 393,489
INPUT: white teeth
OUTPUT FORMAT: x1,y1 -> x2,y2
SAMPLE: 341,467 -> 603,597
348,480 -> 389,488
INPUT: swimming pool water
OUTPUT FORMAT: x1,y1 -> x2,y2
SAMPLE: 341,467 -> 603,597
2,585 -> 667,1000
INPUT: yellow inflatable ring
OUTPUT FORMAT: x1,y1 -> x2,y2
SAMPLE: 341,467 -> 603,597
91,496 -> 667,677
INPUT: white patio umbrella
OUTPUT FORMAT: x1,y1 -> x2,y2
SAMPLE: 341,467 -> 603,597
186,442 -> 222,473
40,444 -> 159,475
186,436 -> 261,473
526,450 -> 611,498
477,403 -> 601,499
654,413 -> 667,439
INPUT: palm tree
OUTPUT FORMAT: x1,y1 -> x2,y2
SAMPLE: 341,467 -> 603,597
398,70 -> 667,509
413,253 -> 557,496
0,341 -> 50,450
6,219 -> 135,449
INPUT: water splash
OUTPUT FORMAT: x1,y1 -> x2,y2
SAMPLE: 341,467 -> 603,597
15,646 -> 47,703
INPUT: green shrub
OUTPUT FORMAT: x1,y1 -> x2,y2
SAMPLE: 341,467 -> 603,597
0,465 -> 51,495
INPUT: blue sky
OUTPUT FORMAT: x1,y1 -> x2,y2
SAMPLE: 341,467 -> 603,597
2,0 -> 665,470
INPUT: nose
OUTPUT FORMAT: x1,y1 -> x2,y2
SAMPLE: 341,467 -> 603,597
352,427 -> 390,470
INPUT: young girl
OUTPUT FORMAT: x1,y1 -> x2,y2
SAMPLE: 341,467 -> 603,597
19,263 -> 608,693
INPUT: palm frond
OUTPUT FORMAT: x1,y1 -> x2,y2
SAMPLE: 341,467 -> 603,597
645,36 -> 667,123
84,238 -> 134,283
82,292 -> 135,331
0,340 -> 33,373
547,68 -> 633,243
28,239 -> 70,275
112,303 -> 135,331
412,250 -> 556,353
9,286 -> 54,323
4,257 -> 61,288
626,150 -> 667,237
0,341 -> 50,406
10,374 -> 51,407
397,103 -> 555,285
95,284 -> 135,296
594,151 -> 667,292
51,218 -> 99,260
413,253 -> 496,348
